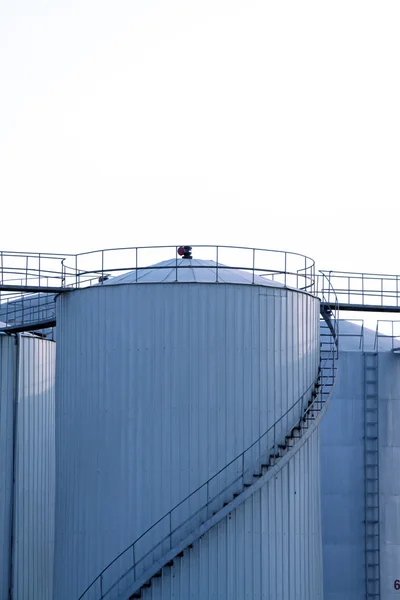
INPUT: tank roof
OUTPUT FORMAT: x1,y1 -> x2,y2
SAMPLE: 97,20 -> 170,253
101,259 -> 285,287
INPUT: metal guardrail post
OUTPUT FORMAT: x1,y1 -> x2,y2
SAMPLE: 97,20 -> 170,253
252,249 -> 255,284
362,273 -> 364,305
284,253 -> 287,287
216,246 -> 219,282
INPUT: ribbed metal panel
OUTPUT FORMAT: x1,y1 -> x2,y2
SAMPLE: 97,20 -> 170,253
139,429 -> 323,600
12,336 -> 56,600
322,344 -> 400,600
320,351 -> 366,600
378,352 -> 400,600
0,334 -> 55,600
54,282 -> 320,599
0,335 -> 15,600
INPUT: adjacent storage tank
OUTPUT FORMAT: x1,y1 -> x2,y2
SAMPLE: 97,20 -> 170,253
321,320 -> 400,600
53,257 -> 321,599
0,332 -> 56,600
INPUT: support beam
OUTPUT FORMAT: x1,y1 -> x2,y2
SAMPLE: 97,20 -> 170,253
321,302 -> 400,313
0,319 -> 56,334
0,285 -> 71,293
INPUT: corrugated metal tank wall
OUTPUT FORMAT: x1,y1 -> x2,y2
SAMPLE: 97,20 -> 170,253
378,352 -> 400,599
321,329 -> 400,600
53,281 -> 320,599
320,351 -> 366,600
0,334 -> 55,600
140,429 -> 323,600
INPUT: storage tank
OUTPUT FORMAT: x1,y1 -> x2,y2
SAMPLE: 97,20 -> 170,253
53,252 -> 322,599
0,331 -> 56,600
321,320 -> 400,600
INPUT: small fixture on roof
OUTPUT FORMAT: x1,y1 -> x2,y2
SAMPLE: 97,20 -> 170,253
98,274 -> 110,283
177,246 -> 193,259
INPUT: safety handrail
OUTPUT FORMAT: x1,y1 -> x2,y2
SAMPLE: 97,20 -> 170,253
0,294 -> 56,328
374,320 -> 400,350
60,245 -> 316,292
319,269 -> 400,309
319,271 -> 339,352
78,349 -> 334,600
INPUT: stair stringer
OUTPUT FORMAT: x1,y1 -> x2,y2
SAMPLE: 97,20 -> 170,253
119,377 -> 336,600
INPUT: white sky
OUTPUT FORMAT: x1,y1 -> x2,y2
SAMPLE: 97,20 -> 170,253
1,0 -> 400,322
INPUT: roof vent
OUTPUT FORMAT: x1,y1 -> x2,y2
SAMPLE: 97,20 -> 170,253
177,246 -> 192,259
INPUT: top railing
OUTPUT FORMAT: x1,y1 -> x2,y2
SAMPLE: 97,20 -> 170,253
374,320 -> 400,351
0,246 -> 316,294
61,245 -> 316,291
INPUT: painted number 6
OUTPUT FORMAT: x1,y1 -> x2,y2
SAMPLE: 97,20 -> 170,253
394,580 -> 400,590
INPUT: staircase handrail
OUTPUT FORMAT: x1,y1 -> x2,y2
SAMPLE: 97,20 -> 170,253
319,270 -> 339,350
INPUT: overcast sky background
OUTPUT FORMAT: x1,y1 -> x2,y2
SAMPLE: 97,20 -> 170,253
1,0 -> 399,286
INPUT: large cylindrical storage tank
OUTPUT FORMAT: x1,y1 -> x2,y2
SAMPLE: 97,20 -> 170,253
0,331 -> 56,600
53,257 -> 322,599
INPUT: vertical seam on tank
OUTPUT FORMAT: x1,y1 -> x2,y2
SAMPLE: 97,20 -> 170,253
8,333 -> 20,600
